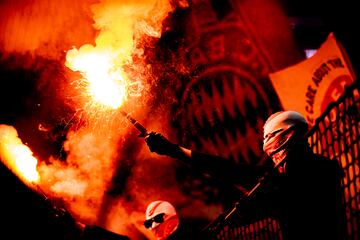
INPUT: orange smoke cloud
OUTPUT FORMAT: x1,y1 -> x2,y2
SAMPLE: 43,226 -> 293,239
57,0 -> 186,234
65,0 -> 175,110
37,125 -> 125,223
0,0 -> 189,238
0,0 -> 96,60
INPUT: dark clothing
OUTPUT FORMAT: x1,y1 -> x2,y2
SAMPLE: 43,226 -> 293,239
145,132 -> 346,239
192,147 -> 347,240
82,225 -> 130,240
190,151 -> 268,184
256,149 -> 346,240
165,219 -> 207,240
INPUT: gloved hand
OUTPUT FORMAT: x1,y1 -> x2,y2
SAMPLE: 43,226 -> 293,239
145,132 -> 180,157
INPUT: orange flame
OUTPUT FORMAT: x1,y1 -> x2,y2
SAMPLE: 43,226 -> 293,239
0,125 -> 40,185
65,44 -> 128,109
64,0 -> 175,110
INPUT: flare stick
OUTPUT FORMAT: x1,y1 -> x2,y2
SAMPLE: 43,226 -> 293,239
120,110 -> 148,137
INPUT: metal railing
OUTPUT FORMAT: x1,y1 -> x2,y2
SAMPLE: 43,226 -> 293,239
202,81 -> 360,239
308,81 -> 360,240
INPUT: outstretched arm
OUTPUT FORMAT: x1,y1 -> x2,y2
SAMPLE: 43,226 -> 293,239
144,132 -> 266,186
144,132 -> 191,159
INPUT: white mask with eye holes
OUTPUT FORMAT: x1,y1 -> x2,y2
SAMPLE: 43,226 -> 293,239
263,111 -> 309,170
144,201 -> 179,240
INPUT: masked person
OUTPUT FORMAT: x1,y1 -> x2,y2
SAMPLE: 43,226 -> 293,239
144,201 -> 180,240
144,111 -> 347,240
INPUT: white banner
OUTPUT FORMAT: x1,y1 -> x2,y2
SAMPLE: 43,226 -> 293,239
269,32 -> 355,125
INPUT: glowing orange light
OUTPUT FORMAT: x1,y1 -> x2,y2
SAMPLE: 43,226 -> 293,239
0,125 -> 40,184
63,0 -> 175,111
65,45 -> 128,109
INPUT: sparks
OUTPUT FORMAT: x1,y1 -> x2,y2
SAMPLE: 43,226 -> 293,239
66,45 -> 128,109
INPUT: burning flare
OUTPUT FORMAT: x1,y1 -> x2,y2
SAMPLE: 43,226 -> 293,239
66,45 -> 128,109
64,0 -> 175,110
0,125 -> 40,185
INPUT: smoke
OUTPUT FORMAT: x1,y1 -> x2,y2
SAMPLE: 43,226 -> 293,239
37,125 -> 123,223
0,0 -> 192,238
0,0 -> 97,60
91,0 -> 172,51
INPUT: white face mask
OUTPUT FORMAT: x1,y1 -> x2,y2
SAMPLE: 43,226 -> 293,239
263,127 -> 295,165
145,201 -> 179,240
263,111 -> 308,167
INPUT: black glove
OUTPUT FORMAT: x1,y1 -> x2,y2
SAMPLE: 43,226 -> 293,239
144,132 -> 180,157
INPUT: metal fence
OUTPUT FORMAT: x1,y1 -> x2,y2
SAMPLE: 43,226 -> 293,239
308,81 -> 360,240
202,81 -> 360,239
210,217 -> 282,240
